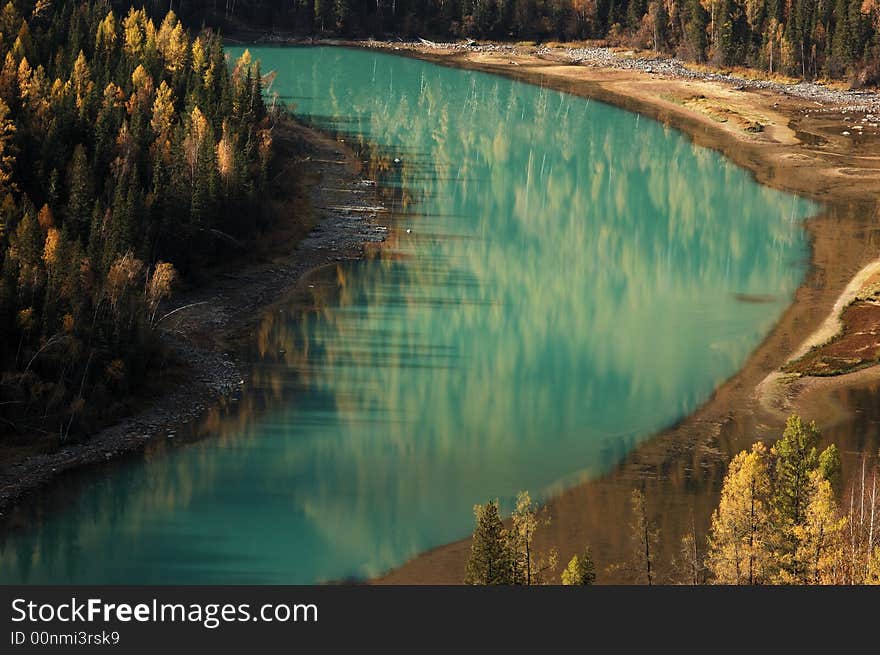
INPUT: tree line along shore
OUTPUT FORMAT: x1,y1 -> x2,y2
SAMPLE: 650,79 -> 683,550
3,4 -> 877,451
0,2 -> 277,445
2,2 -> 878,589
184,0 -> 880,84
464,416 -> 880,585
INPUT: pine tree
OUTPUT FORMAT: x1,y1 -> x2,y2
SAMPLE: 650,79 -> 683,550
712,0 -> 736,65
94,11 -> 117,78
0,3 -> 274,433
626,0 -> 647,30
464,500 -> 512,585
708,416 -> 850,585
649,0 -> 669,51
10,208 -> 43,302
682,0 -> 710,61
66,143 -> 93,241
122,8 -> 146,63
561,547 -> 596,585
771,415 -> 823,583
156,12 -> 188,78
819,443 -> 841,493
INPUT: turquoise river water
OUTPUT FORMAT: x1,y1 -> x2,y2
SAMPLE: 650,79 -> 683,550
0,47 -> 816,583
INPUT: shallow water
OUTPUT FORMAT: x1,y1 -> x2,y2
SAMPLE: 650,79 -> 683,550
0,47 -> 816,583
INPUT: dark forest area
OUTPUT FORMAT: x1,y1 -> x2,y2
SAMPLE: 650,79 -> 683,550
168,0 -> 880,82
0,1 -> 271,438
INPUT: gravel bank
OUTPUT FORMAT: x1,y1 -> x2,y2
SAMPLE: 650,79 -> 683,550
350,38 -> 880,111
0,119 -> 388,515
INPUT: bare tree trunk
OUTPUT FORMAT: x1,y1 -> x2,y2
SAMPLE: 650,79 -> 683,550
850,487 -> 857,584
749,479 -> 758,584
868,469 -> 877,579
632,488 -> 656,585
64,351 -> 93,442
813,525 -> 824,585
801,42 -> 806,79
861,456 -> 867,529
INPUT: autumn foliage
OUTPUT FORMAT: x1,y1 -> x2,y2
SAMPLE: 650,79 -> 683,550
184,0 -> 880,81
0,2 -> 273,438
708,416 -> 880,584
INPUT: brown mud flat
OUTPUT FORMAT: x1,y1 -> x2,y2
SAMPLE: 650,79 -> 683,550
784,263 -> 880,376
356,42 -> 880,583
0,119 -> 387,515
786,301 -> 880,376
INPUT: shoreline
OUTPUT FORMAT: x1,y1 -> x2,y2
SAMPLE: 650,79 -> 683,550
0,119 -> 387,515
4,40 -> 880,583
353,40 -> 880,582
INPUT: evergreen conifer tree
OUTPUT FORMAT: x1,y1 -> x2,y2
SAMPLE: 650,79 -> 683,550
464,500 -> 512,585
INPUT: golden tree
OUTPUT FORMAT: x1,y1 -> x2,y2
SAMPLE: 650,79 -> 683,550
794,471 -> 846,584
184,105 -> 209,184
128,64 -> 154,115
105,252 -> 143,318
191,36 -> 207,79
0,97 -> 15,196
156,12 -> 188,74
216,120 -> 235,191
146,261 -> 176,327
561,547 -> 596,585
509,490 -> 557,584
150,80 -> 174,140
707,442 -> 772,584
95,11 -> 117,54
122,7 -> 146,61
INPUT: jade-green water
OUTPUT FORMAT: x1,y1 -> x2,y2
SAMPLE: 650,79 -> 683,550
0,47 -> 815,584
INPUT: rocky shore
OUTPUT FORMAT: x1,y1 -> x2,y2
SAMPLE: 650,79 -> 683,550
0,119 -> 387,515
250,34 -> 880,111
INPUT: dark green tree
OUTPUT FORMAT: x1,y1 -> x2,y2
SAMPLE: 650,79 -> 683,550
464,500 -> 512,585
682,0 -> 710,61
66,143 -> 93,241
771,415 -> 840,583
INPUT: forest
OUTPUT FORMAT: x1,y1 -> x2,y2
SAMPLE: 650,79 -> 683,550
175,0 -> 880,81
464,416 -> 880,584
0,1 -> 272,439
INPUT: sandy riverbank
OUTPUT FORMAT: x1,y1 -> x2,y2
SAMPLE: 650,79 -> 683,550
348,40 -> 880,583
0,119 -> 387,515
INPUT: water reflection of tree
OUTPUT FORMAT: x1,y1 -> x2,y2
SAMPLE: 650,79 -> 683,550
191,49 -> 816,578
0,48 -> 819,584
